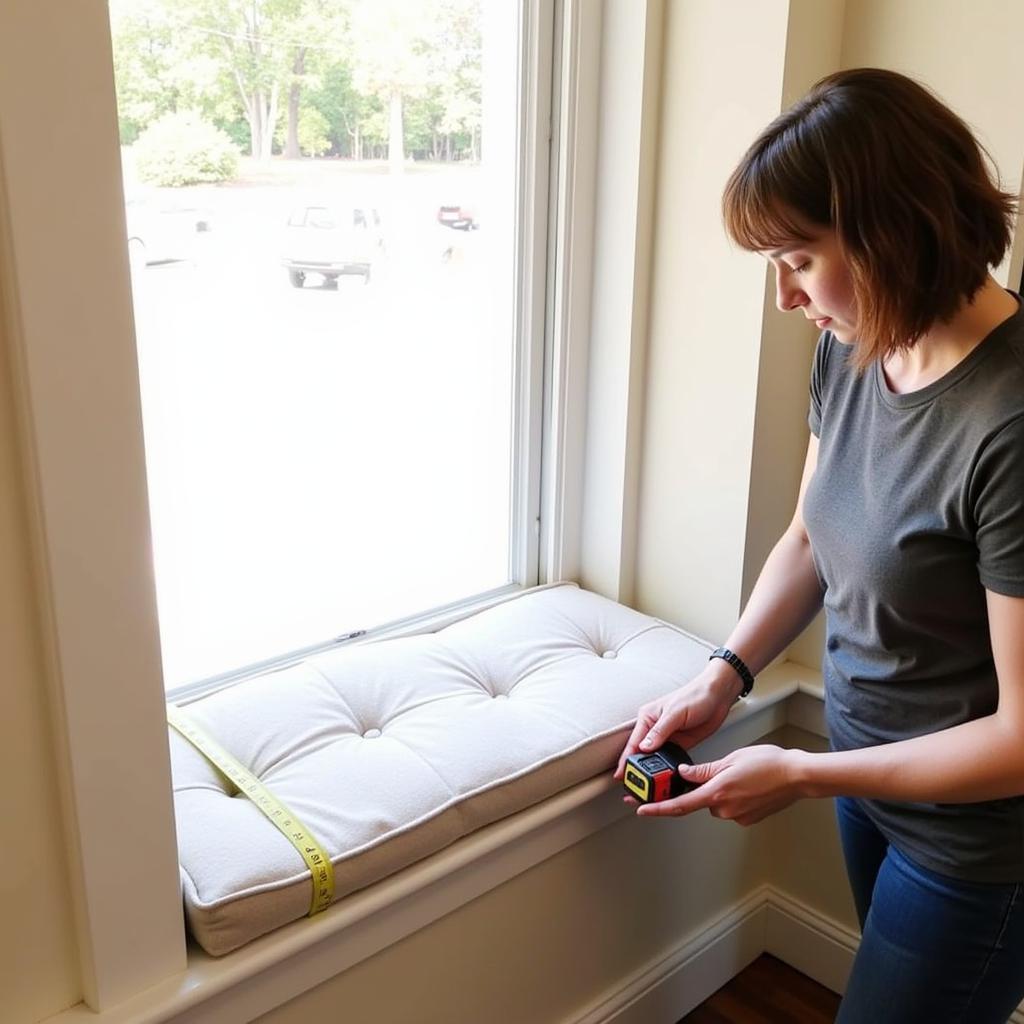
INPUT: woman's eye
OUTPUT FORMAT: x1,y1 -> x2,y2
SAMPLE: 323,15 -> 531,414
792,261 -> 810,274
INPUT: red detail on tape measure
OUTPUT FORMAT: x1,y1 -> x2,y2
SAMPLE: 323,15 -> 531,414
651,768 -> 674,801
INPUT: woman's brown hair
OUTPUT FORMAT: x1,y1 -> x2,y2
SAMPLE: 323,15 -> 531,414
722,67 -> 1018,369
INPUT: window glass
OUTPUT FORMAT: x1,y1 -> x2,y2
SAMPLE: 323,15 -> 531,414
109,0 -> 521,689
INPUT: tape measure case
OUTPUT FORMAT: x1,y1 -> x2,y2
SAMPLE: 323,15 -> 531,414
623,741 -> 694,803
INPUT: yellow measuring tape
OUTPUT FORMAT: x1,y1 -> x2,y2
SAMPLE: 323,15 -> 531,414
167,705 -> 335,917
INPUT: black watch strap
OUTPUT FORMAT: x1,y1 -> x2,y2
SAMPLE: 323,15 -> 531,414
709,647 -> 754,698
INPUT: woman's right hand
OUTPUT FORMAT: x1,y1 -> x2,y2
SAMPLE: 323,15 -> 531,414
613,662 -> 742,780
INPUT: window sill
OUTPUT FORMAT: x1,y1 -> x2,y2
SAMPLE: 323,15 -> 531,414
44,660 -> 823,1024
169,582 -> 538,703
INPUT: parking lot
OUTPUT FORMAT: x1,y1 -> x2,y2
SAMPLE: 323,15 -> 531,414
128,165 -> 514,687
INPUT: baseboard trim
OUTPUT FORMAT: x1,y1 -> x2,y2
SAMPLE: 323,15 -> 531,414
567,884 -> 1024,1024
763,889 -> 859,997
568,885 -> 769,1024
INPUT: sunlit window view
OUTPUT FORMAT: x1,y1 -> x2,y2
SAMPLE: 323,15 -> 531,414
108,0 -> 520,690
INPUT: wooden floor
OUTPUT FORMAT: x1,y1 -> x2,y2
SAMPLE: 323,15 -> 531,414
678,954 -> 841,1023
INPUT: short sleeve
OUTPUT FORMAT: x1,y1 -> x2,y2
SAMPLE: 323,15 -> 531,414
972,415 -> 1024,596
808,332 -> 832,437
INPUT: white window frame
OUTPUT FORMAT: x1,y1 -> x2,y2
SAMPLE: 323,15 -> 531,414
0,0 -> 594,1015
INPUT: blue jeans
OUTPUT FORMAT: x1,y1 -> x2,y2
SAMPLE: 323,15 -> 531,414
835,796 -> 1024,1023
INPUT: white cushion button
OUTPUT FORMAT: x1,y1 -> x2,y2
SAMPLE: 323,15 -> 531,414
602,650 -> 618,660
363,728 -> 382,739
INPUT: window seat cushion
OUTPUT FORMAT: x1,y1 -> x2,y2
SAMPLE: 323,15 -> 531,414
169,583 -> 712,956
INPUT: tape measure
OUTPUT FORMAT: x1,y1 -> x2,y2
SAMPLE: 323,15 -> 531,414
623,741 -> 694,803
167,705 -> 335,917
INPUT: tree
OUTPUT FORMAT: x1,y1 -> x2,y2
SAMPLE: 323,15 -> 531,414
284,45 -> 306,158
346,0 -> 438,174
305,59 -> 380,159
274,105 -> 332,156
110,0 -> 483,166
279,1 -> 347,159
110,0 -> 231,143
185,0 -> 307,161
429,0 -> 482,161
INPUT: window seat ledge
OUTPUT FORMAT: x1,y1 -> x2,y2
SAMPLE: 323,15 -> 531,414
43,659 -> 823,1024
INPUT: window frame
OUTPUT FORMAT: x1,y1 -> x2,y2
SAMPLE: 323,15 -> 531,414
0,0 -> 577,1012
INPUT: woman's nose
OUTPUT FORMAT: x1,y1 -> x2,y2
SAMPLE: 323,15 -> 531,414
776,275 -> 806,312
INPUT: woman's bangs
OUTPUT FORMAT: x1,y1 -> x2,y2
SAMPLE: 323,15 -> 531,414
723,150 -> 815,253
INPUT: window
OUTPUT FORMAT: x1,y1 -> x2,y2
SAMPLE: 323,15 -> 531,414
109,0 -> 545,692
1,0 -> 582,1008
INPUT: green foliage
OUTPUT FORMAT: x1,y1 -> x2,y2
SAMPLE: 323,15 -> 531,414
298,108 -> 332,156
217,115 -> 253,154
110,0 -> 230,144
361,105 -> 389,151
119,117 -> 142,147
133,111 -> 240,186
111,0 -> 483,166
307,60 -> 362,157
274,106 -> 333,157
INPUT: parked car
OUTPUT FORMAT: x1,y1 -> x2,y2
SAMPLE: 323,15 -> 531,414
437,204 -> 479,231
283,204 -> 384,288
125,197 -> 210,271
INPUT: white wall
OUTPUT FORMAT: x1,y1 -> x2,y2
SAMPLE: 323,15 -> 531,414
0,3 -> 185,1016
841,0 -> 1024,289
0,259 -> 81,1019
631,0 -> 1024,662
767,729 -> 857,931
632,0 -> 791,644
5,1 -> 1024,1021
742,0 -> 846,665
259,807 -> 772,1023
255,725 -> 855,1024
578,0 -> 663,604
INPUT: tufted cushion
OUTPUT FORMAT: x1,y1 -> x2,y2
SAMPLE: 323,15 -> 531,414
169,583 -> 712,955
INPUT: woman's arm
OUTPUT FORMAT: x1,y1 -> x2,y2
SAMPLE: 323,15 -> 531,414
616,435 -> 825,774
639,589 -> 1024,822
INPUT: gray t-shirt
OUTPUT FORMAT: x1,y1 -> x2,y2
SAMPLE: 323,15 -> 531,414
804,295 -> 1024,882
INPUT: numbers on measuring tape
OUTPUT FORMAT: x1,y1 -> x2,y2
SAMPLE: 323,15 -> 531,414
167,705 -> 335,918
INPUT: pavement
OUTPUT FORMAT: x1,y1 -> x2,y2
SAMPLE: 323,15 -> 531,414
128,165 -> 512,688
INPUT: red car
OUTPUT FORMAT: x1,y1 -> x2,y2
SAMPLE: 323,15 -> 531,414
437,204 -> 479,231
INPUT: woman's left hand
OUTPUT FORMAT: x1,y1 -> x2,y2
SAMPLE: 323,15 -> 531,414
632,744 -> 808,826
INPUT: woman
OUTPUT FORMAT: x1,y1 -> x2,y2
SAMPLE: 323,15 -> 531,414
615,68 -> 1024,1022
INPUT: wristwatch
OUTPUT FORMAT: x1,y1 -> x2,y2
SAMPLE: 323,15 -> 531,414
709,647 -> 754,698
